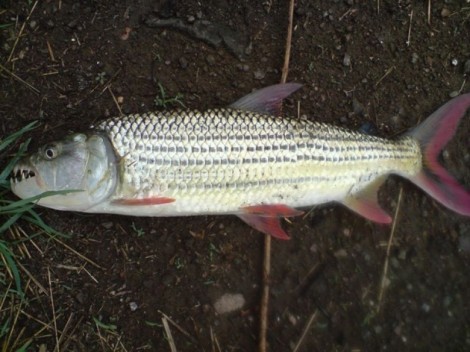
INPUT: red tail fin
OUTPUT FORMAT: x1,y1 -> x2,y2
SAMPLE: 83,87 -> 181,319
407,93 -> 470,216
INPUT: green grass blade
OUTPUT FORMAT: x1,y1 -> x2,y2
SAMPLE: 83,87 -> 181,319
0,121 -> 37,153
0,241 -> 23,297
0,190 -> 82,213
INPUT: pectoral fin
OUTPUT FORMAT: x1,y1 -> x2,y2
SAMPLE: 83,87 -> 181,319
342,177 -> 392,224
238,204 -> 304,240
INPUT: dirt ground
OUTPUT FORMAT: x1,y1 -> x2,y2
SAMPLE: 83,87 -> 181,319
1,0 -> 470,351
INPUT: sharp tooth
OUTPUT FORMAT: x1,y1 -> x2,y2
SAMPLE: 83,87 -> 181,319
15,170 -> 22,181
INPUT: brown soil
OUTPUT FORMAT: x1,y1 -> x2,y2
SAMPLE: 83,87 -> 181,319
1,1 -> 469,351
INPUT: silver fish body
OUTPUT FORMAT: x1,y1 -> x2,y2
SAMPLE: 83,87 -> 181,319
93,109 -> 421,216
10,84 -> 470,238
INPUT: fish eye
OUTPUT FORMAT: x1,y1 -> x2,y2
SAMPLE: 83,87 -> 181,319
43,144 -> 58,160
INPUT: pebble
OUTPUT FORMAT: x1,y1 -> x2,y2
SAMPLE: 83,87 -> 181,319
449,91 -> 459,98
67,19 -> 78,29
29,20 -> 37,29
334,248 -> 348,258
101,222 -> 113,229
458,234 -> 470,253
464,59 -> 470,74
411,52 -> 419,64
206,54 -> 216,65
441,8 -> 451,18
179,57 -> 188,69
451,58 -> 458,66
187,15 -> 195,23
46,20 -> 55,29
343,53 -> 351,67
213,293 -> 245,314
253,69 -> 265,80
421,303 -> 431,313
236,64 -> 249,72
129,302 -> 138,311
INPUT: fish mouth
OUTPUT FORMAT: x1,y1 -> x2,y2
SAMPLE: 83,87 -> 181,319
9,165 -> 37,184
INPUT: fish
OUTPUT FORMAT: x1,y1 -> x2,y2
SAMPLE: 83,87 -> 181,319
10,84 -> 470,239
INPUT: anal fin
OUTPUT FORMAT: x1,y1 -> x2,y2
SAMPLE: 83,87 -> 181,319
238,204 -> 304,240
342,176 -> 392,224
238,214 -> 290,240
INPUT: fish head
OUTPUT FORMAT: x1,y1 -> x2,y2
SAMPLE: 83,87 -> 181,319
10,132 -> 118,211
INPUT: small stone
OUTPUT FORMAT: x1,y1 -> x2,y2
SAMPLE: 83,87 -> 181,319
206,54 -> 216,65
464,59 -> 470,74
179,57 -> 188,69
334,248 -> 348,258
67,19 -> 78,29
213,293 -> 245,314
458,234 -> 470,253
421,303 -> 431,313
441,8 -> 451,18
391,257 -> 400,269
398,248 -> 407,260
101,222 -> 113,229
129,302 -> 138,311
451,58 -> 458,66
29,20 -> 37,29
253,69 -> 265,80
120,27 -> 132,40
449,91 -> 459,98
187,15 -> 195,23
75,292 -> 85,304
343,53 -> 351,67
411,52 -> 419,64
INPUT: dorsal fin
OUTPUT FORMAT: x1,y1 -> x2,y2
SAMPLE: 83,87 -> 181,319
229,83 -> 302,116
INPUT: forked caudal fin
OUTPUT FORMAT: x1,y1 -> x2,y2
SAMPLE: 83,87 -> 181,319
407,93 -> 470,216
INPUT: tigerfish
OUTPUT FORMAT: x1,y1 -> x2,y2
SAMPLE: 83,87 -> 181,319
10,84 -> 470,239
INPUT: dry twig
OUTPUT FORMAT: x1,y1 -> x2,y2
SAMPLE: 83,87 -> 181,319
47,268 -> 60,352
377,187 -> 403,312
159,310 -> 197,344
406,9 -> 413,46
292,310 -> 318,352
162,316 -> 178,352
7,0 -> 39,63
259,0 -> 295,351
0,62 -> 40,94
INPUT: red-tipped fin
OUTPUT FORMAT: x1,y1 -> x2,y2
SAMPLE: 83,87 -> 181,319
238,215 -> 291,240
407,93 -> 470,216
229,83 -> 302,116
112,197 -> 175,205
342,176 -> 392,223
238,204 -> 304,239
